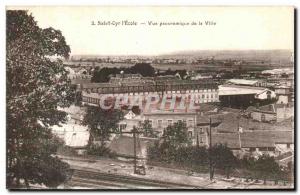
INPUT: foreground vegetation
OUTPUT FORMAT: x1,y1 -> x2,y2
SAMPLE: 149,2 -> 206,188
147,122 -> 292,184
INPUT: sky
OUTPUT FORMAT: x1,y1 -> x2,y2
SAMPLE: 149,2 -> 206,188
7,6 -> 294,56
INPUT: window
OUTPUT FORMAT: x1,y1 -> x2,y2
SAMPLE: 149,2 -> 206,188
149,120 -> 153,127
261,114 -> 266,122
199,128 -> 203,133
119,124 -> 127,131
167,119 -> 173,126
200,136 -> 204,143
188,131 -> 193,138
287,144 -> 290,149
188,119 -> 193,127
211,94 -> 214,98
157,120 -> 163,128
202,94 -> 205,99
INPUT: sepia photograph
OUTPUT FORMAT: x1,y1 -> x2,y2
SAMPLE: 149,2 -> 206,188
6,6 -> 295,190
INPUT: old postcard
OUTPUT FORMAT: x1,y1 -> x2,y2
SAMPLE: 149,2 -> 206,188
6,6 -> 295,190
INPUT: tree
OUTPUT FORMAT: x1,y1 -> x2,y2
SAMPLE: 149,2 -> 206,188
254,155 -> 282,184
162,121 -> 191,149
91,67 -> 120,82
7,10 -> 73,188
190,146 -> 208,170
209,144 -> 238,179
82,105 -> 123,149
138,120 -> 157,138
240,156 -> 257,180
130,63 -> 155,77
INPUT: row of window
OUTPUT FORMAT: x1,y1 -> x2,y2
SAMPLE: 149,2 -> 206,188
147,118 -> 194,128
83,86 -> 218,93
188,131 -> 205,143
83,89 -> 218,95
82,96 -> 101,105
82,93 -> 218,104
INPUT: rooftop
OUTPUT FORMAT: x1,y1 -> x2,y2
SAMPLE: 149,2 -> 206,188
211,130 -> 293,149
218,85 -> 270,96
211,133 -> 240,149
109,135 -> 156,158
215,112 -> 293,132
227,79 -> 259,86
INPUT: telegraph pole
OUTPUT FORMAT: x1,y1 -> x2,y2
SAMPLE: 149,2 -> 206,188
120,127 -> 143,174
209,118 -> 212,180
132,127 -> 137,174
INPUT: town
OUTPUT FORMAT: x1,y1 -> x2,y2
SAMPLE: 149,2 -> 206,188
51,53 -> 294,189
6,7 -> 295,190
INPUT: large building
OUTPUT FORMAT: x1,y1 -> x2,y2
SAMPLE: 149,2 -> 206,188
218,84 -> 276,108
143,111 -> 197,137
81,79 -> 219,106
117,103 -> 221,147
226,79 -> 267,87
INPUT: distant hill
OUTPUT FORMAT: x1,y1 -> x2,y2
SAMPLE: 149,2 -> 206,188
71,50 -> 293,63
159,50 -> 293,63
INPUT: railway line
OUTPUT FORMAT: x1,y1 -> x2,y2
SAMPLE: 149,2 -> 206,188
66,167 -> 204,189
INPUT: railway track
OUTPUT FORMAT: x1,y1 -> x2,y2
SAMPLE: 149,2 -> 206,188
67,167 -> 204,189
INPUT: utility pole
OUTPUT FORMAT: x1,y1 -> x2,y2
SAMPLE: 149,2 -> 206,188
132,127 -> 137,174
209,117 -> 213,181
237,114 -> 242,149
118,127 -> 143,174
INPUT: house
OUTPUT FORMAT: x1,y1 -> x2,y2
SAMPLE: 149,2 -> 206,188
118,110 -> 144,133
190,74 -> 213,80
240,132 -> 276,156
227,79 -> 267,87
109,73 -> 144,84
218,85 -> 276,108
143,111 -> 198,137
270,130 -> 294,154
211,133 -> 242,156
274,85 -> 293,104
196,116 -> 222,147
51,106 -> 89,154
262,68 -> 294,76
247,103 -> 294,122
276,103 -> 294,122
156,75 -> 179,81
210,130 -> 293,159
249,104 -> 277,122
109,135 -> 156,159
52,123 -> 89,154
211,132 -> 274,158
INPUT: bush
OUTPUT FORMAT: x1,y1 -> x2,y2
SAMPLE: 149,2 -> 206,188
87,144 -> 116,158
